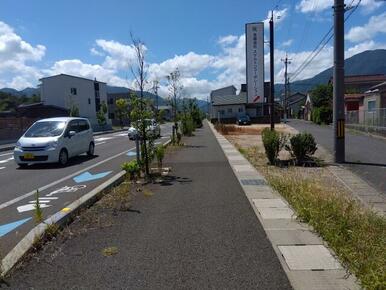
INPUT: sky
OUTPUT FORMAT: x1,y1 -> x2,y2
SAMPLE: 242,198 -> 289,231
0,0 -> 385,99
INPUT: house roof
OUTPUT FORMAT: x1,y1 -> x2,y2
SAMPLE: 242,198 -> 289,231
369,81 -> 386,91
212,94 -> 246,106
344,93 -> 364,100
329,74 -> 386,84
39,74 -> 107,84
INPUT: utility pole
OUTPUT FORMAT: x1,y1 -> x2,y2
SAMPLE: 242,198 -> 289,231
281,54 -> 291,123
269,10 -> 275,130
333,0 -> 345,163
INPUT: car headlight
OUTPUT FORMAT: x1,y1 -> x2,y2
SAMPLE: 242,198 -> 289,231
46,141 -> 58,150
15,141 -> 22,150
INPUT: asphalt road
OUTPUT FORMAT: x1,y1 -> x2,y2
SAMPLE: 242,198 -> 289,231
0,123 -> 173,255
288,119 -> 386,194
6,122 -> 292,289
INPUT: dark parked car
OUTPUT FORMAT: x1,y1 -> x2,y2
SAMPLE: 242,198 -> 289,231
236,115 -> 251,125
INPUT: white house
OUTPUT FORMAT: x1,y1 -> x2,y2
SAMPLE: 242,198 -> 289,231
40,74 -> 110,129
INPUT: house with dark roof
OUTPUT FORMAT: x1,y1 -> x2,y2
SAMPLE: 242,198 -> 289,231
286,92 -> 306,118
210,83 -> 279,123
328,74 -> 386,93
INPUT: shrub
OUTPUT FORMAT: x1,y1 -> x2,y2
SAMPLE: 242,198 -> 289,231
286,132 -> 317,164
261,128 -> 287,165
121,160 -> 140,180
155,145 -> 165,169
312,106 -> 332,125
182,115 -> 195,136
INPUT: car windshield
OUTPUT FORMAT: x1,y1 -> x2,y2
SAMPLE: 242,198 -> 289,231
24,121 -> 66,137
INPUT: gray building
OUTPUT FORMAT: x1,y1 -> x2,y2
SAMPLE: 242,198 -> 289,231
40,74 -> 110,129
210,83 -> 279,124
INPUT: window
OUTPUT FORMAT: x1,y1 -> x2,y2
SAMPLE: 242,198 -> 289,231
70,88 -> 77,95
68,120 -> 80,133
109,98 -> 114,105
109,113 -> 115,119
238,107 -> 243,113
88,98 -> 91,105
227,108 -> 232,113
220,110 -> 225,115
94,82 -> 99,91
368,100 -> 376,112
78,120 -> 89,132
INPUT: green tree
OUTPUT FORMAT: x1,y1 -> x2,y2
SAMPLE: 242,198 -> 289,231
310,84 -> 333,125
311,84 -> 332,108
115,98 -> 129,128
97,101 -> 108,126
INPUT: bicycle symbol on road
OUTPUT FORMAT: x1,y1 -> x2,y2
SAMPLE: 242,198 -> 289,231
46,185 -> 87,196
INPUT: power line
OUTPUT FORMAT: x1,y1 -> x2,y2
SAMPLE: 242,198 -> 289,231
289,0 -> 362,82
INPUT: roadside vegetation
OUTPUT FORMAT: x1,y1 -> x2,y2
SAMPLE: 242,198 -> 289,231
217,124 -> 385,289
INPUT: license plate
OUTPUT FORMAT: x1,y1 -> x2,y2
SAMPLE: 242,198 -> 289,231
23,153 -> 34,159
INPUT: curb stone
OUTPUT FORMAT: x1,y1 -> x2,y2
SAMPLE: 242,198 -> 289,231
207,121 -> 361,290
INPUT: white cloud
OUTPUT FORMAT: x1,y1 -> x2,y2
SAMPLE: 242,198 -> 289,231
346,12 -> 386,42
0,21 -> 45,89
218,35 -> 238,46
47,59 -> 127,86
296,0 -> 332,13
263,8 -> 288,29
90,47 -> 104,56
282,39 -> 294,47
95,39 -> 138,70
296,0 -> 384,13
345,40 -> 386,57
148,52 -> 214,80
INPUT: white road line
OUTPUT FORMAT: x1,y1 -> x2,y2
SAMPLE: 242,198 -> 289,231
0,157 -> 13,164
94,137 -> 114,142
0,152 -> 13,157
95,142 -> 106,146
0,146 -> 136,210
0,167 -> 5,170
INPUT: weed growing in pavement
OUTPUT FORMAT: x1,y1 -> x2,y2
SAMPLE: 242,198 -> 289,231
143,188 -> 153,197
44,223 -> 60,240
34,189 -> 43,224
114,181 -> 131,211
101,246 -> 118,256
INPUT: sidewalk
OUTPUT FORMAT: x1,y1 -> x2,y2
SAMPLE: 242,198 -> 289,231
5,122 -> 292,289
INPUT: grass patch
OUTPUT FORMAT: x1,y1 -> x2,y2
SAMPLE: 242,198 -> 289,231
238,143 -> 385,290
266,170 -> 385,289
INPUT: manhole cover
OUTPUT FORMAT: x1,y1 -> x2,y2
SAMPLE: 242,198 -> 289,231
240,179 -> 267,186
278,245 -> 342,270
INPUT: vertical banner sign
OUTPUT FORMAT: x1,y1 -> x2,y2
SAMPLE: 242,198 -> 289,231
246,22 -> 264,104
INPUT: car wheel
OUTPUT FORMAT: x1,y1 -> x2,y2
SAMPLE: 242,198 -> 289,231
87,142 -> 95,156
58,149 -> 68,166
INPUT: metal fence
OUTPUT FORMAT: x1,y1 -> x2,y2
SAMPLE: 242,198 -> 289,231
346,108 -> 386,135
